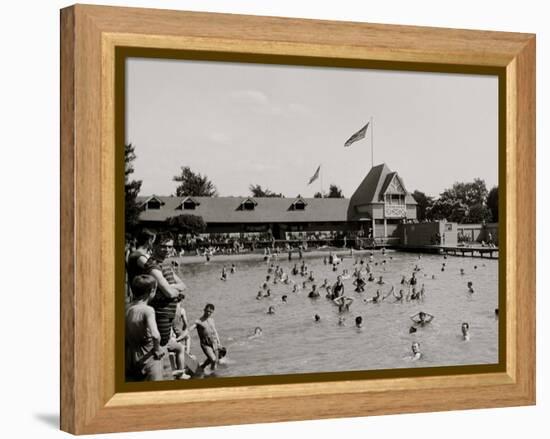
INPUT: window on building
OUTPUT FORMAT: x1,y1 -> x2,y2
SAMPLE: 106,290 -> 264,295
240,199 -> 257,211
183,200 -> 196,210
291,198 -> 307,211
146,199 -> 162,210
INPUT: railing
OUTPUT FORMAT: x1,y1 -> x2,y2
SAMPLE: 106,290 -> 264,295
384,204 -> 406,218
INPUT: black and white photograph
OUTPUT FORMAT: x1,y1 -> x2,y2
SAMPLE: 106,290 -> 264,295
123,56 -> 500,382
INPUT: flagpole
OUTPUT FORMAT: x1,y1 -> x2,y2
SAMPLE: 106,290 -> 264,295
370,116 -> 374,169
320,164 -> 324,196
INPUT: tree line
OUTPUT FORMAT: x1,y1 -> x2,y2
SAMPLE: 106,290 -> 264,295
412,179 -> 498,224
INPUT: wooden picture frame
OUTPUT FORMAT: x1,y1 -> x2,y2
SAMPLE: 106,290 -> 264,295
60,4 -> 535,434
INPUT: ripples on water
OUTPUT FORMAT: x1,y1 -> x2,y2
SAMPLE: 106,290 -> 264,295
177,251 -> 499,378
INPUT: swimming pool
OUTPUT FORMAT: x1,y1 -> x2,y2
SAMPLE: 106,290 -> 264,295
176,250 -> 499,378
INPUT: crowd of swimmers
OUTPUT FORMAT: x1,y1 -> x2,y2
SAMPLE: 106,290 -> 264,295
125,231 -> 495,381
243,249 -> 493,362
125,230 -> 226,382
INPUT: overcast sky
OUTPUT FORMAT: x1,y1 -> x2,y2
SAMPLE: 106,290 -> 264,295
126,58 -> 498,199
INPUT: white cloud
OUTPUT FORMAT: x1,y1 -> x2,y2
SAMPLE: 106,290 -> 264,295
229,89 -> 269,106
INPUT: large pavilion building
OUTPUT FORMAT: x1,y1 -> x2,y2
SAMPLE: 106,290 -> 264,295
137,163 -> 417,240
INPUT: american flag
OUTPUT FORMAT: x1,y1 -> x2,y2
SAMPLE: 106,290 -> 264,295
344,122 -> 369,147
308,165 -> 321,185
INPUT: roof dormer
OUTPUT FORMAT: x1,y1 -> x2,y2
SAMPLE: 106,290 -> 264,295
141,195 -> 165,210
238,198 -> 258,211
290,196 -> 308,211
178,197 -> 200,210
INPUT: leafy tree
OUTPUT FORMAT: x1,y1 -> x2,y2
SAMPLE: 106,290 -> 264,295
327,184 -> 344,198
463,204 -> 492,224
313,191 -> 324,198
173,166 -> 218,197
487,186 -> 499,222
427,198 -> 468,223
412,190 -> 434,221
439,178 -> 488,208
125,143 -> 142,232
249,184 -> 283,198
165,214 -> 207,235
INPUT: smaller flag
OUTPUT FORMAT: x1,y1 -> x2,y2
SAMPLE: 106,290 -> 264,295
344,122 -> 369,147
308,165 -> 321,185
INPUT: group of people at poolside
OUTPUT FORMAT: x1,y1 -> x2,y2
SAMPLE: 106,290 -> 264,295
125,230 -> 225,382
248,249 -> 481,361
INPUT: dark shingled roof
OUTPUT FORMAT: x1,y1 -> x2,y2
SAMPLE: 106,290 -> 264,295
137,164 -> 417,225
137,196 -> 355,224
349,164 -> 417,205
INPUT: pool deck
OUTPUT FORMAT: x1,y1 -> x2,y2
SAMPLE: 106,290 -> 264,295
170,244 -> 499,265
397,245 -> 499,259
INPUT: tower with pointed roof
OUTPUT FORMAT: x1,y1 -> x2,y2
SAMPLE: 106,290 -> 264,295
347,163 -> 417,238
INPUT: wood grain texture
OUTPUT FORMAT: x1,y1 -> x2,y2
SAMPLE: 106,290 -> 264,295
60,4 -> 536,434
60,6 -> 75,433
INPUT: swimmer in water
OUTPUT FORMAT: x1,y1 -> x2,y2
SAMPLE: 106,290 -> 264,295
407,286 -> 419,301
367,273 -> 375,282
333,295 -> 354,313
248,327 -> 263,339
377,275 -> 385,285
230,263 -> 236,274
411,342 -> 422,361
314,314 -> 321,322
308,284 -> 320,299
460,268 -> 465,275
332,275 -> 345,299
353,275 -> 366,292
419,284 -> 426,300
220,266 -> 227,281
338,316 -> 346,326
393,288 -> 405,302
267,306 -> 275,315
410,311 -> 434,326
355,316 -> 363,329
461,322 -> 470,341
281,295 -> 288,303
364,289 -> 381,304
292,284 -> 299,293
264,289 -> 271,298
291,264 -> 298,275
467,281 -> 474,293
256,291 -> 262,300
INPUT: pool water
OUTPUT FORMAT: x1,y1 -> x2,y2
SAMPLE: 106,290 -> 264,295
177,251 -> 499,378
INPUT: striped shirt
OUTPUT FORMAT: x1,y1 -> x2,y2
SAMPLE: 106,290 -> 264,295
146,257 -> 178,346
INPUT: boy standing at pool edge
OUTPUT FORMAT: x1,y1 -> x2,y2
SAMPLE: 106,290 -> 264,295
193,303 -> 222,372
125,275 -> 164,381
